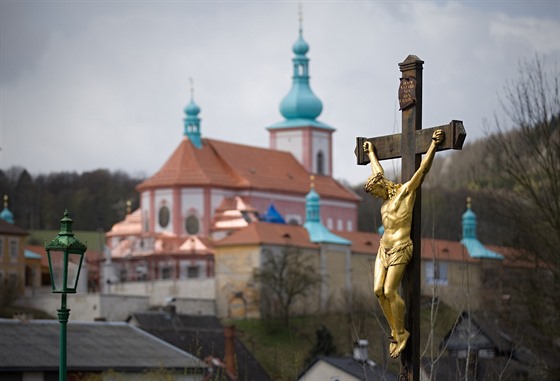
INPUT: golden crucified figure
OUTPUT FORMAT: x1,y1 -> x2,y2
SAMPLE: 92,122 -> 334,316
363,129 -> 444,358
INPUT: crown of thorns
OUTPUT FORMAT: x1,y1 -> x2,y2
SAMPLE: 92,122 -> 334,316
369,172 -> 385,184
364,172 -> 385,192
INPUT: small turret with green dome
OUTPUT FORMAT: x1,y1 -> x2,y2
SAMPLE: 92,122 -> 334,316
0,195 -> 14,224
461,197 -> 503,259
183,78 -> 202,149
303,177 -> 350,245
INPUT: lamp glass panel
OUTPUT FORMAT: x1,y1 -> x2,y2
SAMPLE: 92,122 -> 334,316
66,252 -> 82,290
48,249 -> 65,291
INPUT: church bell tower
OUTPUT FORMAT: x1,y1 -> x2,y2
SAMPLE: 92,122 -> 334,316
267,17 -> 335,177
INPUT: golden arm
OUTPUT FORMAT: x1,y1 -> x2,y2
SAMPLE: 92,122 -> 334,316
363,141 -> 385,176
408,129 -> 444,190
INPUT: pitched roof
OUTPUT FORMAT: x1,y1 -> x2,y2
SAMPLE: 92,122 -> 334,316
214,222 -> 319,249
331,230 -> 380,254
300,356 -> 397,381
132,311 -> 271,381
334,231 -> 497,264
0,219 -> 28,236
106,209 -> 142,237
0,319 -> 207,372
137,138 -> 359,202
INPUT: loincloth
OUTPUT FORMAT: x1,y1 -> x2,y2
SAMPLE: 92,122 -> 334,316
377,239 -> 413,268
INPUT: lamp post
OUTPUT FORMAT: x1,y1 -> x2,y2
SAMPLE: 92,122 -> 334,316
45,210 -> 87,381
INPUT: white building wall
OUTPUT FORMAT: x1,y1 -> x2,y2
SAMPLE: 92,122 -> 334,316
181,188 -> 204,235
275,130 -> 304,162
141,191 -> 151,233
16,280 -> 215,320
15,292 -> 150,321
154,189 -> 174,234
311,131 -> 331,175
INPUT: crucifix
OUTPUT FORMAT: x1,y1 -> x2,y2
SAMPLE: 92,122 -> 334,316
355,55 -> 466,381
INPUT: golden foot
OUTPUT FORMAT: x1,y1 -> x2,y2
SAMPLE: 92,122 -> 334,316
388,335 -> 397,355
390,330 -> 410,359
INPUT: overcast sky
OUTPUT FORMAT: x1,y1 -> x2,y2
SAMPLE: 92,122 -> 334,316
1,1 -> 559,186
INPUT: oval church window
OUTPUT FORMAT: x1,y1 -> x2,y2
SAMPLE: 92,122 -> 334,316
158,206 -> 170,228
185,215 -> 200,235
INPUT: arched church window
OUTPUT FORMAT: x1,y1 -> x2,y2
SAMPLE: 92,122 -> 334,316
185,215 -> 200,235
158,206 -> 170,228
317,151 -> 324,175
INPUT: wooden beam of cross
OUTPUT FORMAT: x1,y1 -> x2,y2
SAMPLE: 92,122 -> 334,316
354,55 -> 466,381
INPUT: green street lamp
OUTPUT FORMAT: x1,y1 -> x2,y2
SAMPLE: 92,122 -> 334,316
45,210 -> 87,381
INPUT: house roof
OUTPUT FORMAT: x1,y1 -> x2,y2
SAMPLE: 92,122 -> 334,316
0,219 -> 28,236
132,311 -> 271,381
300,356 -> 397,381
215,224 -> 517,267
0,318 -> 207,372
136,138 -> 359,203
332,231 -> 483,263
214,222 -> 319,249
332,230 -> 380,255
442,311 -> 512,353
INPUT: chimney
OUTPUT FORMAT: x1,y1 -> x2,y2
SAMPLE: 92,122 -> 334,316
353,339 -> 369,362
224,325 -> 237,379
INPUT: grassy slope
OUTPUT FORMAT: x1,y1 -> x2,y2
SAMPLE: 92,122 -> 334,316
231,302 -> 459,381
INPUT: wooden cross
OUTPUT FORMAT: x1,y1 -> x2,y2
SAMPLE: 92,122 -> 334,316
355,55 -> 466,381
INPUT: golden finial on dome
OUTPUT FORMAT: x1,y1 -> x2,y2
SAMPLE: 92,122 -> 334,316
466,196 -> 472,209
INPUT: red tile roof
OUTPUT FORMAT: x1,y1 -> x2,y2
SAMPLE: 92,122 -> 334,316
137,138 -> 359,202
216,225 -> 511,265
305,230 -> 512,265
214,222 -> 319,249
0,219 -> 28,236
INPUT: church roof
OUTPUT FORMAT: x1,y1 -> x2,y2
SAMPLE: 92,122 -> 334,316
106,209 -> 142,237
137,138 -> 359,202
212,196 -> 260,231
214,222 -> 319,249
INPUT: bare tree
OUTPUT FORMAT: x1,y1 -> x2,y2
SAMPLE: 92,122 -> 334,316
475,56 -> 559,377
253,246 -> 321,325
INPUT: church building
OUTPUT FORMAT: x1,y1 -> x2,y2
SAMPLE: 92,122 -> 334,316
105,24 -> 360,295
135,23 -> 358,240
